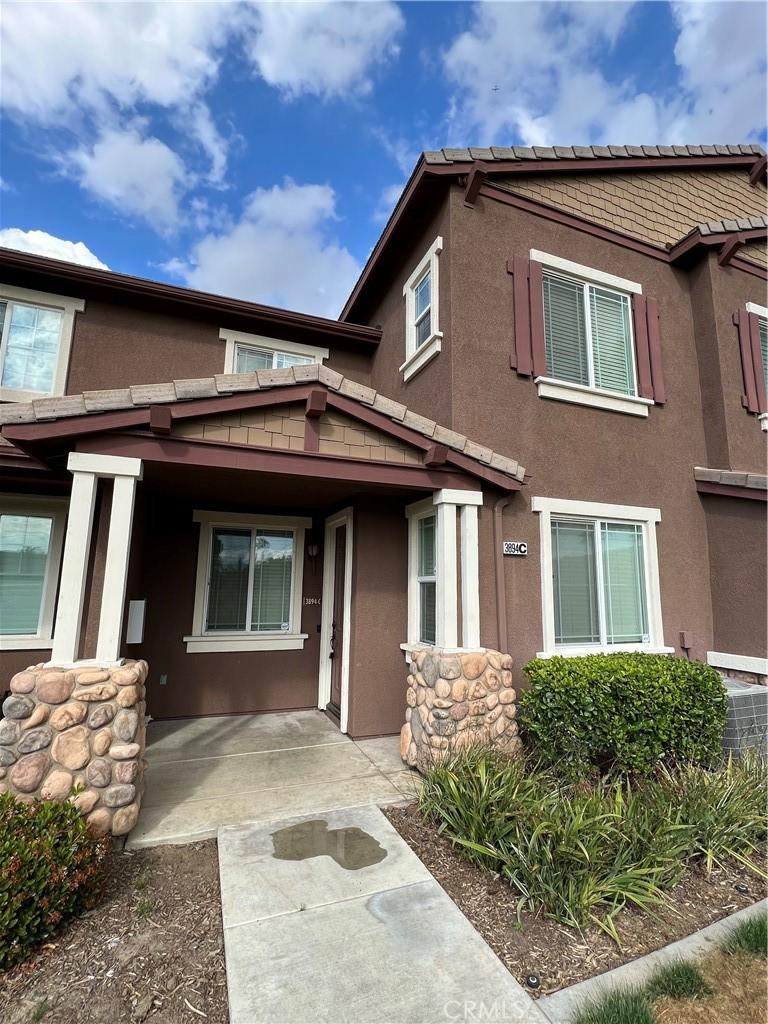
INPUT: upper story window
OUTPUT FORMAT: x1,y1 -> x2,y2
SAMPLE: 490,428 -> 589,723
400,236 -> 443,383
532,496 -> 671,658
528,251 -> 653,418
219,328 -> 328,375
0,285 -> 84,403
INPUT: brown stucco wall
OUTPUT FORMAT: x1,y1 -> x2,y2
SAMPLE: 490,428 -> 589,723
62,298 -> 372,397
136,493 -> 325,719
346,497 -> 409,737
702,495 -> 767,659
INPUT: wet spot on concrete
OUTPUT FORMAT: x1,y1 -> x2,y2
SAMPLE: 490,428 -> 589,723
271,819 -> 387,870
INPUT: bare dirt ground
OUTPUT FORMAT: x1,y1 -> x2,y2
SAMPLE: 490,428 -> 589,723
384,804 -> 767,997
654,950 -> 767,1024
0,840 -> 228,1024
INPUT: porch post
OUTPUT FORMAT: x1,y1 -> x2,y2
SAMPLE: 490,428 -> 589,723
433,489 -> 483,649
50,470 -> 98,664
51,452 -> 143,665
95,472 -> 140,662
434,501 -> 458,648
460,503 -> 480,649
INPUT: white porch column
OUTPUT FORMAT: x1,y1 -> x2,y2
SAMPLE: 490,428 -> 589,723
51,452 -> 143,665
50,470 -> 98,664
460,503 -> 480,649
433,489 -> 483,650
434,501 -> 458,648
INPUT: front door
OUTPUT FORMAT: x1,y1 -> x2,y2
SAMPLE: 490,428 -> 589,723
328,524 -> 346,716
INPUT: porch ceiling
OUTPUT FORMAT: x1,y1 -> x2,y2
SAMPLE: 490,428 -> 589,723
1,365 -> 527,494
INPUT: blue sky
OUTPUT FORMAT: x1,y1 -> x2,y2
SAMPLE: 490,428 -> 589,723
1,1 -> 765,318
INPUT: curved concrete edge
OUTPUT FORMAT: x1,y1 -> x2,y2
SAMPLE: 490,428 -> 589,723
538,898 -> 767,1024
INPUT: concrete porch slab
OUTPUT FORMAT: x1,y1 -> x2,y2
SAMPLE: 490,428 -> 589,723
128,711 -> 419,847
220,805 -> 546,1024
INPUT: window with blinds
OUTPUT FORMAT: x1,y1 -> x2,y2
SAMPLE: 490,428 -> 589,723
417,514 -> 436,645
552,516 -> 649,648
759,317 -> 768,395
543,271 -> 636,396
205,526 -> 295,634
0,513 -> 53,636
235,344 -> 313,372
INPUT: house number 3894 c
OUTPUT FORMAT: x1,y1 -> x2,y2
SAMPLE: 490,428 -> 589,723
303,597 -> 321,606
503,541 -> 528,556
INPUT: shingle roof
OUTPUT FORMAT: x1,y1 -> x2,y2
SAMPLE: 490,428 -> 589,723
423,144 -> 765,165
695,215 -> 768,237
0,365 -> 526,483
694,467 -> 767,491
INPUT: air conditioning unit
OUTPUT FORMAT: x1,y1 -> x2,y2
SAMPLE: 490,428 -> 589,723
722,678 -> 768,756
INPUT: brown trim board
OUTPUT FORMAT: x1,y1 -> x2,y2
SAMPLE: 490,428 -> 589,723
696,481 -> 767,502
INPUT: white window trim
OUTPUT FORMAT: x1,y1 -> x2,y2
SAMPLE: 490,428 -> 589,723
531,496 -> 672,658
0,284 -> 84,403
530,251 -> 642,295
405,497 -> 435,649
0,496 -> 67,650
185,509 -> 311,653
530,250 -> 650,416
400,236 -> 443,381
535,377 -> 653,417
219,329 -> 328,373
707,651 -> 768,676
745,302 -> 768,318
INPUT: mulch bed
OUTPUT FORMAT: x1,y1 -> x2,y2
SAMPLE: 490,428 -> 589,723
0,840 -> 228,1024
384,804 -> 767,998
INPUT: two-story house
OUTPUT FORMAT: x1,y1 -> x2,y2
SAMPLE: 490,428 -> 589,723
1,143 -> 766,744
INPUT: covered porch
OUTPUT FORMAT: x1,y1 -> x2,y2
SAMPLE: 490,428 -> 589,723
128,709 -> 412,847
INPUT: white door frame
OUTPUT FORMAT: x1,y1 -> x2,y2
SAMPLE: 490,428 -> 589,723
318,507 -> 353,733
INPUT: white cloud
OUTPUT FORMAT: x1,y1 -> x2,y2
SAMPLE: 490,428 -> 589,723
242,1 -> 404,99
167,178 -> 361,317
0,228 -> 109,269
442,0 -> 766,146
373,183 -> 406,224
67,127 -> 189,230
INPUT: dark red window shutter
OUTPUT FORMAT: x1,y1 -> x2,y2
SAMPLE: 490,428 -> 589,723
736,309 -> 768,414
735,309 -> 760,412
631,293 -> 666,404
507,257 -> 545,378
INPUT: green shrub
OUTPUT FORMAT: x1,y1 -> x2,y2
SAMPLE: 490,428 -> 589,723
418,747 -> 766,940
518,653 -> 727,777
0,794 -> 109,970
720,912 -> 768,957
645,959 -> 712,1000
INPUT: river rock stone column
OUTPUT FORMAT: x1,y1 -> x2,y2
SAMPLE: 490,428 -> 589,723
0,660 -> 148,836
400,648 -> 521,771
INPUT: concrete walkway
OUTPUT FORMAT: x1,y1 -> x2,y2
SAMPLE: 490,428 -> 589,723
127,711 -> 419,848
218,804 -> 546,1024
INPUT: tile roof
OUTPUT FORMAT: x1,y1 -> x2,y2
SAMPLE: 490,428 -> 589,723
694,467 -> 767,490
0,365 -> 526,483
423,144 -> 765,165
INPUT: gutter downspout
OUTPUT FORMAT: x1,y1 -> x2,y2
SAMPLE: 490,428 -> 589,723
493,496 -> 510,653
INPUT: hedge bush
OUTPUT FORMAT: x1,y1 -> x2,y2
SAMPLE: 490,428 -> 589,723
518,653 -> 727,777
0,794 -> 110,970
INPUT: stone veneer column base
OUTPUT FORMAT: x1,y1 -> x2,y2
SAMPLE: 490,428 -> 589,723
400,647 -> 521,772
0,660 -> 148,836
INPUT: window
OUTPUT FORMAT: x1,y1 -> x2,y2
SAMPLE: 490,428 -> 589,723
0,285 -> 84,402
0,498 -> 66,650
532,497 -> 671,658
401,236 -> 443,382
186,511 -> 311,652
417,514 -> 437,644
529,251 -> 652,418
219,329 -> 328,374
760,318 -> 768,395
